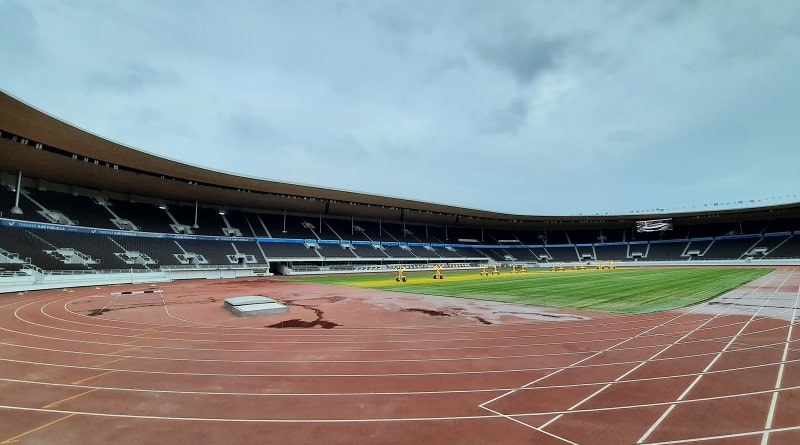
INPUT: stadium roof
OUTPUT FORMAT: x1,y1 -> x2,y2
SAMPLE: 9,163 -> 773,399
3,90 -> 800,229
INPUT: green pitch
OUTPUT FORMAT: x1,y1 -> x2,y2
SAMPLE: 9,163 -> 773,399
288,266 -> 773,314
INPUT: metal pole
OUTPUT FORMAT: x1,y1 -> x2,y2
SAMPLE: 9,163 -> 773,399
11,170 -> 23,215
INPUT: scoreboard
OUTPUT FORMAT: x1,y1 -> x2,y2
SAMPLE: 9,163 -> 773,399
636,218 -> 673,233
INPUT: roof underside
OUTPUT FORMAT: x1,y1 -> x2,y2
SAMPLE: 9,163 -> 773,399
2,90 -> 799,229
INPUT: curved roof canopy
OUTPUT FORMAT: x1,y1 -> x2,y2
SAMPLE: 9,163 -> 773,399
2,90 -> 799,229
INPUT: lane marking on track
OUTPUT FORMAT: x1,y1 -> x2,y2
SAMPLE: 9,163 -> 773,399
642,423 -> 800,444
72,370 -> 118,385
107,345 -> 143,356
0,386 -> 799,424
4,348 -> 798,381
2,337 -> 797,380
0,413 -> 75,444
43,388 -> 100,409
2,360 -> 799,398
94,356 -> 132,367
481,404 -> 578,445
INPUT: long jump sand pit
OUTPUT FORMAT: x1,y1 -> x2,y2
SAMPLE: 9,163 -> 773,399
1,270 -> 799,444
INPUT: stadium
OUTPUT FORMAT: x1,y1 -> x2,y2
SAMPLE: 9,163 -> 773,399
2,88 -> 800,444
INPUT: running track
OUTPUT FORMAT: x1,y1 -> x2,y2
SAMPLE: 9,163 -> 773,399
1,268 -> 799,444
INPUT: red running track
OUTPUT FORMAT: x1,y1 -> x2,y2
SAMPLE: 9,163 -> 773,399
1,269 -> 799,444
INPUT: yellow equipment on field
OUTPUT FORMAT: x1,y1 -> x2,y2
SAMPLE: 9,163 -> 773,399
480,264 -> 500,276
395,267 -> 408,282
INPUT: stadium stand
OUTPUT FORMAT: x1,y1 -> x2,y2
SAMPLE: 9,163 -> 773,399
2,90 -> 800,290
764,234 -> 800,259
3,178 -> 800,274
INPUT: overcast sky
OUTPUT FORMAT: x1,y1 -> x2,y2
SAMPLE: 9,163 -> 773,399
2,0 -> 799,216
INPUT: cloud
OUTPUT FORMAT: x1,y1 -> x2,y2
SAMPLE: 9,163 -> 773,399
366,3 -> 433,36
224,110 -> 285,150
84,62 -> 182,93
471,31 -> 570,85
3,0 -> 800,215
480,96 -> 529,134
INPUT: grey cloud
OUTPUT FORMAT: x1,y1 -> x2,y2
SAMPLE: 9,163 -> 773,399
224,110 -> 368,162
422,56 -> 469,84
362,2 -> 436,55
708,6 -> 800,64
224,111 -> 286,153
642,0 -> 703,25
366,4 -> 432,36
85,62 -> 181,93
326,133 -> 370,161
480,97 -> 529,134
472,32 -> 569,84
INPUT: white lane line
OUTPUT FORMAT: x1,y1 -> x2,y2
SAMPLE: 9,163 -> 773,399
481,405 -> 578,444
1,386 -> 799,423
637,270 -> 791,444
761,276 -> 800,445
0,404 -> 497,422
643,423 -> 800,444
155,288 -> 222,327
1,317 -> 793,362
3,353 -> 799,394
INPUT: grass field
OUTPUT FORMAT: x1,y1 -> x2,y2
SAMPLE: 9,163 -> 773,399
288,266 -> 774,314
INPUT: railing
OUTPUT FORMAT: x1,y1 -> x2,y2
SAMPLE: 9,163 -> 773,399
158,263 -> 271,271
43,268 -> 166,276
